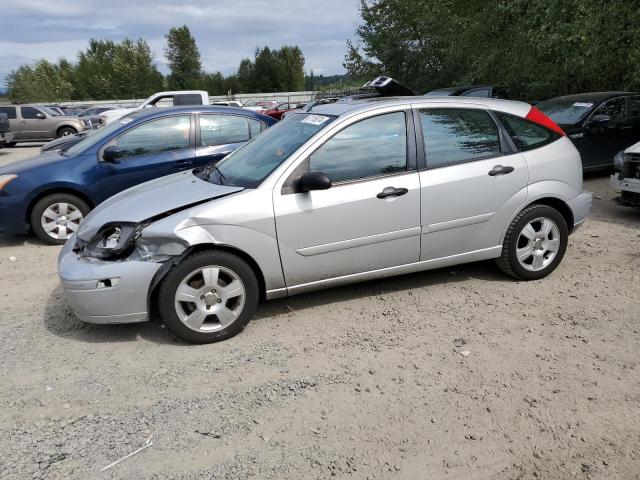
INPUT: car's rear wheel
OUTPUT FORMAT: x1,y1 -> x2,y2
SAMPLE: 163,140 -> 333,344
30,193 -> 90,245
496,204 -> 568,280
57,127 -> 76,138
156,250 -> 260,344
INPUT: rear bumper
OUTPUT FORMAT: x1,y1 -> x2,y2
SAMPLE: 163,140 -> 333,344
566,190 -> 592,231
0,131 -> 15,144
58,239 -> 162,324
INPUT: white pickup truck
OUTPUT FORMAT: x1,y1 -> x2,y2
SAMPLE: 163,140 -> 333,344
611,141 -> 640,207
99,90 -> 209,124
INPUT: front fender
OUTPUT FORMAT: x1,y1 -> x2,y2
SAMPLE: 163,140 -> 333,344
175,224 -> 286,294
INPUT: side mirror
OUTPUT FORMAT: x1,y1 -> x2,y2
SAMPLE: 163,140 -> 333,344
36,112 -> 46,119
298,171 -> 332,193
103,146 -> 123,163
589,113 -> 610,126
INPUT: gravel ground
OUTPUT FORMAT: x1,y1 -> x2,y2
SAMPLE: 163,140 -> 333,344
0,145 -> 639,479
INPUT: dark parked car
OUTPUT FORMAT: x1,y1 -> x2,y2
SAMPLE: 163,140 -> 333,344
0,106 -> 275,244
0,112 -> 15,147
536,92 -> 640,171
425,85 -> 510,99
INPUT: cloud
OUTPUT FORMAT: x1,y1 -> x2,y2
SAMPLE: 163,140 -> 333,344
0,0 -> 361,86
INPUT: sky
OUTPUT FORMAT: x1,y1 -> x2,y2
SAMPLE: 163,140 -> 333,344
0,0 -> 362,88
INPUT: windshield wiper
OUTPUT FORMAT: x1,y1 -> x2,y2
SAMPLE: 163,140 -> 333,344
201,163 -> 226,185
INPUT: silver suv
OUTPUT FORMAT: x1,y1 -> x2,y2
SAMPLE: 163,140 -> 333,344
58,97 -> 592,343
0,104 -> 85,144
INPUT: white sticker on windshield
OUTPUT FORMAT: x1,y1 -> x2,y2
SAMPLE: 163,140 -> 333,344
572,102 -> 593,108
301,115 -> 330,125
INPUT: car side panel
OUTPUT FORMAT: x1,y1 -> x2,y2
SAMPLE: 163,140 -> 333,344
143,189 -> 287,294
524,137 -> 583,192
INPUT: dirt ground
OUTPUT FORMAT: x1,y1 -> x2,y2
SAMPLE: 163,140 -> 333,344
0,144 -> 639,479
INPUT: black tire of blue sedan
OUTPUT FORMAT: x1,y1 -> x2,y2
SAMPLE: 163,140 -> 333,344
496,204 -> 568,281
156,250 -> 260,344
30,193 -> 90,245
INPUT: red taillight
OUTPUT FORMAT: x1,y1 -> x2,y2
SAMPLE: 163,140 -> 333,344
525,106 -> 566,136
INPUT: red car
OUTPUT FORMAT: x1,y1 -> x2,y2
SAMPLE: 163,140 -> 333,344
263,102 -> 306,120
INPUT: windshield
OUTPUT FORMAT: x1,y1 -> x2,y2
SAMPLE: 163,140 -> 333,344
536,98 -> 596,125
207,113 -> 337,188
425,90 -> 454,96
64,117 -> 135,156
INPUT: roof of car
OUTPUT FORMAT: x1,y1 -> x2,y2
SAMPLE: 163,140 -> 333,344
129,105 -> 276,123
302,96 -> 532,118
542,92 -> 636,104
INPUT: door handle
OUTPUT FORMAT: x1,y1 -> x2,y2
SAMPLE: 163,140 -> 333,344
488,165 -> 514,176
377,187 -> 408,199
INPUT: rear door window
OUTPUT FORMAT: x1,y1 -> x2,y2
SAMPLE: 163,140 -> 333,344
0,106 -> 17,119
495,111 -> 560,151
419,108 -> 501,168
175,94 -> 204,106
199,114 -> 250,146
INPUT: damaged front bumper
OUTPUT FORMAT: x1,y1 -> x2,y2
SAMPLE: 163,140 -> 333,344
611,174 -> 640,206
57,238 -> 164,324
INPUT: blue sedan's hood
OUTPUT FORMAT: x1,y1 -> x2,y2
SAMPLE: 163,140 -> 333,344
0,150 -> 67,174
77,170 -> 244,240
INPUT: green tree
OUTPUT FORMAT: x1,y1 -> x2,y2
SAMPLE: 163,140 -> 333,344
7,59 -> 74,102
165,25 -> 202,90
346,0 -> 640,100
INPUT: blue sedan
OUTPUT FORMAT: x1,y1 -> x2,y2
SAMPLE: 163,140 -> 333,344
0,106 -> 276,244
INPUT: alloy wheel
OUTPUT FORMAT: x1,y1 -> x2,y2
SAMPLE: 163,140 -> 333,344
40,202 -> 83,241
174,266 -> 246,333
515,216 -> 561,272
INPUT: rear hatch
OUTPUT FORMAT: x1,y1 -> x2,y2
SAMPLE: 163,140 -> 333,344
0,113 -> 9,134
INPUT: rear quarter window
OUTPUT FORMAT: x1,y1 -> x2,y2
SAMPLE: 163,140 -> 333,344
0,106 -> 17,119
494,111 -> 560,152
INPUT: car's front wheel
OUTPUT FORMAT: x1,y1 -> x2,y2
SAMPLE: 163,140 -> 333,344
57,127 -> 77,137
30,193 -> 90,245
156,250 -> 260,344
496,204 -> 568,280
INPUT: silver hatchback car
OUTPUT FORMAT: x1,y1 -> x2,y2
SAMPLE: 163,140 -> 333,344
58,97 -> 592,343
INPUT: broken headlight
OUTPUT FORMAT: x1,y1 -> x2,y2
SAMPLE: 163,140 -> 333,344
84,222 -> 148,259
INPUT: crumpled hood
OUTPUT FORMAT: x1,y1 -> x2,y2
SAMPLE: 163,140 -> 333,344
77,170 -> 244,240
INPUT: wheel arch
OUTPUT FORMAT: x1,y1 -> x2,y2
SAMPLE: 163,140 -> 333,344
523,197 -> 574,233
26,187 -> 95,224
147,243 -> 268,320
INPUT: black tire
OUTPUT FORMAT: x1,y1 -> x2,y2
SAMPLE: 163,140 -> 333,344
496,204 -> 568,281
5,141 -> 17,147
156,250 -> 260,344
30,193 -> 90,245
57,126 -> 77,138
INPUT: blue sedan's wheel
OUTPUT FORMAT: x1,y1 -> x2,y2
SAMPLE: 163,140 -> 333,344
30,193 -> 90,245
